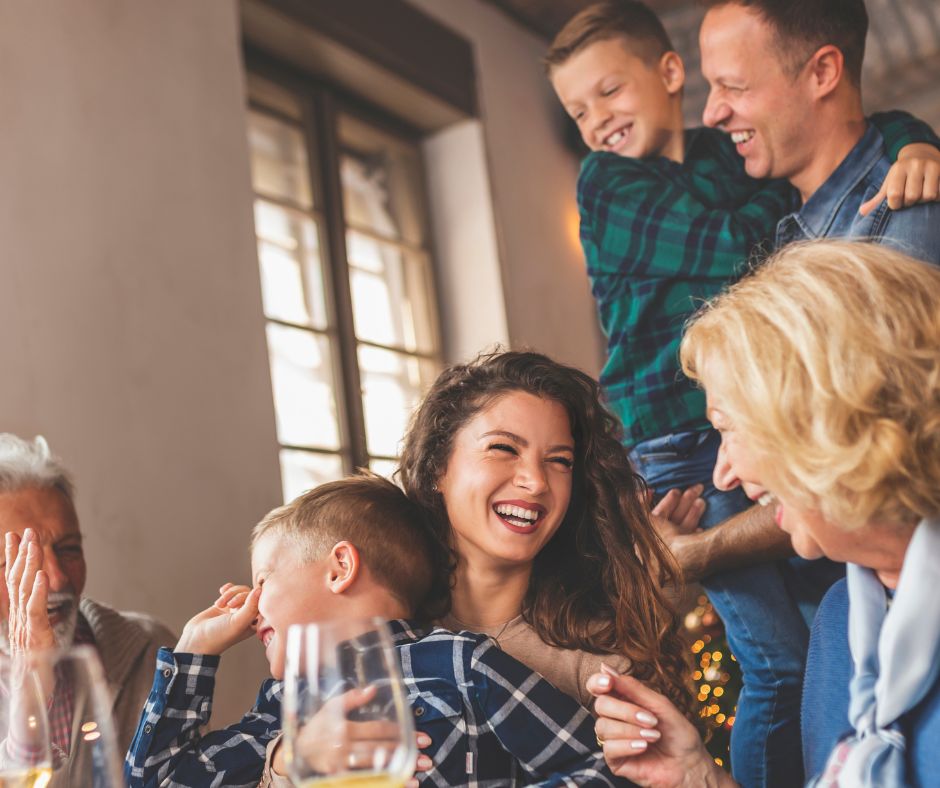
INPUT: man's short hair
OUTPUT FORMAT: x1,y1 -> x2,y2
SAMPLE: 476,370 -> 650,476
0,434 -> 75,505
251,473 -> 450,623
704,0 -> 868,85
544,0 -> 675,72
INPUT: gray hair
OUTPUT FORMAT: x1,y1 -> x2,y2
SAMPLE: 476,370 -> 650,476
0,434 -> 75,504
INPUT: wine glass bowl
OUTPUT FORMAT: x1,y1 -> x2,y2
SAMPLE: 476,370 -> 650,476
0,647 -> 122,788
282,618 -> 416,788
0,655 -> 51,788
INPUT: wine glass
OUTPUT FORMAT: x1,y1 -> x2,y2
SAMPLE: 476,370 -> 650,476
282,618 -> 416,788
12,647 -> 123,788
0,654 -> 51,788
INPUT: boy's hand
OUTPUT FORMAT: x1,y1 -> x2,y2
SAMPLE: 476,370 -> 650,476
860,142 -> 940,216
174,582 -> 260,656
650,485 -> 705,542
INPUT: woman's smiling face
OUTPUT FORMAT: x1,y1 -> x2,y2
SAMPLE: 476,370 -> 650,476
708,388 -> 835,562
436,391 -> 575,570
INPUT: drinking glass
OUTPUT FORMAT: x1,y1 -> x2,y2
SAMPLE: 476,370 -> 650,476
10,647 -> 123,788
282,618 -> 416,788
0,654 -> 51,788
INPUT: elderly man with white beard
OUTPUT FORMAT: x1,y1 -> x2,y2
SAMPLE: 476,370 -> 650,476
0,433 -> 174,767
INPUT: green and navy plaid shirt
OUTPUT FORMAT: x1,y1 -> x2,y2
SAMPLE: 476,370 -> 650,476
578,114 -> 937,447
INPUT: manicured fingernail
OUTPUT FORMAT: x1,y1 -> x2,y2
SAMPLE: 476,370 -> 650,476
636,711 -> 658,725
640,728 -> 661,740
595,675 -> 611,689
630,740 -> 648,750
416,733 -> 431,747
416,755 -> 432,769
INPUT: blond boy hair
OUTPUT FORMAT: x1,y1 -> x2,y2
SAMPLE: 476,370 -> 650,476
544,0 -> 675,72
252,474 -> 451,622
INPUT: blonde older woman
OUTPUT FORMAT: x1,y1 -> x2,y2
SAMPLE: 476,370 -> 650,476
586,239 -> 940,787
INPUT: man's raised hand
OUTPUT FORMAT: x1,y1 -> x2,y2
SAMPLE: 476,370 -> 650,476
5,529 -> 56,654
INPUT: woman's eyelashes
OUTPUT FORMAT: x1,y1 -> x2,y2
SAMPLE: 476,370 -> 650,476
487,442 -> 573,470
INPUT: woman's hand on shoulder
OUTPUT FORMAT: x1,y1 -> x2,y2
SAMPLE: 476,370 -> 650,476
587,665 -> 735,788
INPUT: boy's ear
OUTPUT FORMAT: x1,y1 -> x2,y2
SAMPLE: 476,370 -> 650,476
805,44 -> 844,100
327,541 -> 361,594
659,51 -> 685,95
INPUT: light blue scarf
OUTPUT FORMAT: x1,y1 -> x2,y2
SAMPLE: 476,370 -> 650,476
814,518 -> 940,786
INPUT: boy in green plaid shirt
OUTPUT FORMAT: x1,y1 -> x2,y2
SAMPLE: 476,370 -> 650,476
546,2 -> 940,786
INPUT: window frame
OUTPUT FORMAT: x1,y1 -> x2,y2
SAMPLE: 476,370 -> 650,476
245,47 -> 443,478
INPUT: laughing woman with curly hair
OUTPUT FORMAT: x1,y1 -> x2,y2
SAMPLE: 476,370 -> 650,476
397,350 -> 695,721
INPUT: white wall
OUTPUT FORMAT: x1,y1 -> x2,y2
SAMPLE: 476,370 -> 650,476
407,0 -> 605,374
423,120 -> 510,362
0,1 -> 277,724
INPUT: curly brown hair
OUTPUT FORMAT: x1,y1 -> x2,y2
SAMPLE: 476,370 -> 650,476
397,350 -> 695,720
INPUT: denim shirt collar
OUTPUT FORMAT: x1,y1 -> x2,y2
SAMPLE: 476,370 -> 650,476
789,123 -> 882,239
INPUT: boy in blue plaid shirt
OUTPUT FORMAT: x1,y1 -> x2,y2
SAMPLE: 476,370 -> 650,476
546,3 -> 940,785
125,474 -> 625,788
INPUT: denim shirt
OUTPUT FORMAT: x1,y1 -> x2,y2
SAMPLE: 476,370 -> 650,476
776,124 -> 940,265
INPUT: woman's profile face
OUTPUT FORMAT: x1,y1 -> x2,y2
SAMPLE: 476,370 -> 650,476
436,390 -> 575,570
707,386 -> 835,561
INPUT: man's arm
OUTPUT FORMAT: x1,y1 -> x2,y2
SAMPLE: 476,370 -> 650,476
472,638 -> 628,787
124,649 -> 281,788
664,504 -> 793,583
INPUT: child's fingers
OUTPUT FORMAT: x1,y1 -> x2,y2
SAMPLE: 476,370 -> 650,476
231,586 -> 260,626
215,583 -> 251,608
924,169 -> 940,202
859,185 -> 886,217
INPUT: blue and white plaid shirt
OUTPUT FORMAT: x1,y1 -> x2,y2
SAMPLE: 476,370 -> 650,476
125,620 -> 628,787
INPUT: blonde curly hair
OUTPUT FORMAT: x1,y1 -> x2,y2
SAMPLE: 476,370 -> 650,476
680,239 -> 940,529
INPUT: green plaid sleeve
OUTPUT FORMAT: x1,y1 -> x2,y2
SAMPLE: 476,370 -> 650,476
870,110 -> 940,161
578,148 -> 791,281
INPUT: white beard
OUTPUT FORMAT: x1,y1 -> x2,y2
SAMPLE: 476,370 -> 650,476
0,591 -> 80,652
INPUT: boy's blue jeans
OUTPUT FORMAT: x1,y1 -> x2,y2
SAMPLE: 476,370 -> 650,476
630,428 -> 842,788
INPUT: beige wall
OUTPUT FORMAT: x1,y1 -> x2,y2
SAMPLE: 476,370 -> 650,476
0,1 -> 278,724
407,0 -> 605,374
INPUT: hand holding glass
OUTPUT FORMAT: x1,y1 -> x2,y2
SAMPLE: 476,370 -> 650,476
282,619 -> 416,788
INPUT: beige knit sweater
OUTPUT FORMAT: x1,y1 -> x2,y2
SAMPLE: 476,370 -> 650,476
47,597 -> 175,786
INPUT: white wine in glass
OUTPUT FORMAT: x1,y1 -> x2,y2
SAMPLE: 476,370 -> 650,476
0,654 -> 51,788
283,618 -> 416,788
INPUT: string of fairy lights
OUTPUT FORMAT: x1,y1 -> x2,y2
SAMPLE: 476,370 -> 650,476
682,593 -> 742,767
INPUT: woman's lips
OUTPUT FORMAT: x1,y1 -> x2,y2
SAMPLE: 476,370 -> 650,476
774,504 -> 784,528
493,500 -> 545,535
